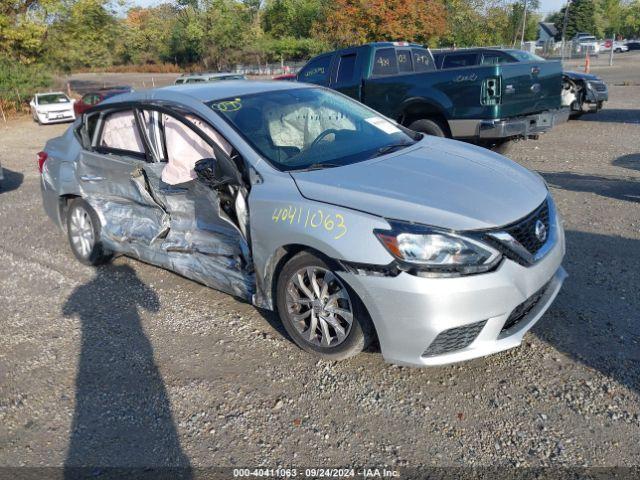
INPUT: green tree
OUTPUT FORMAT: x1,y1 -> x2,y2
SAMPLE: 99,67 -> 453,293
554,0 -> 602,39
262,0 -> 326,39
45,0 -> 120,70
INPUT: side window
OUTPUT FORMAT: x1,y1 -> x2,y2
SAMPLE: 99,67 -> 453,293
139,109 -> 234,185
442,53 -> 478,69
481,52 -> 509,65
397,49 -> 413,73
99,110 -> 145,155
299,55 -> 332,85
412,48 -> 436,72
372,48 -> 398,76
335,54 -> 357,84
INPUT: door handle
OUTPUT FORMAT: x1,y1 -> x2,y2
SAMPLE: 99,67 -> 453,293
80,175 -> 105,182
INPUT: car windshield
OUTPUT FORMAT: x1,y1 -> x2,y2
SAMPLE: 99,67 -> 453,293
37,94 -> 70,105
509,50 -> 546,62
210,88 -> 418,171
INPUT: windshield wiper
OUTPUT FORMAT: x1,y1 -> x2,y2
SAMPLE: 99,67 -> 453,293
295,162 -> 343,172
372,142 -> 414,158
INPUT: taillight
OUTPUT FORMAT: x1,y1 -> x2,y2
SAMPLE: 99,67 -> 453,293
37,151 -> 48,173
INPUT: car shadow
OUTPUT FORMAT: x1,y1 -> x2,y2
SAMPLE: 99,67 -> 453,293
576,108 -> 640,124
62,264 -> 191,478
613,153 -> 640,173
0,168 -> 24,194
532,230 -> 640,395
541,171 -> 640,203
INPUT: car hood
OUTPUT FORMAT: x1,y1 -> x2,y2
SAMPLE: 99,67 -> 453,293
36,103 -> 74,112
290,137 -> 548,231
564,70 -> 601,81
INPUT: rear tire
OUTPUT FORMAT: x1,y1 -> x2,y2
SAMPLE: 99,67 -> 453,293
407,118 -> 448,138
66,198 -> 111,266
275,251 -> 374,361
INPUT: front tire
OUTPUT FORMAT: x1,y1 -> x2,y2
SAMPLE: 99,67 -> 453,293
407,118 -> 447,137
66,198 -> 111,266
275,252 -> 374,360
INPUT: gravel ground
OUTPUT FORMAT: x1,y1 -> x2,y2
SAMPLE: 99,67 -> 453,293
1,64 -> 639,475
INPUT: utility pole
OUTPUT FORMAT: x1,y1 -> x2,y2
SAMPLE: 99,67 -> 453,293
609,33 -> 615,66
520,0 -> 528,47
561,0 -> 572,62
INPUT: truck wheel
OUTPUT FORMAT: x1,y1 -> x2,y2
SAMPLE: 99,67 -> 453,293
66,198 -> 112,266
276,251 -> 374,360
408,119 -> 447,138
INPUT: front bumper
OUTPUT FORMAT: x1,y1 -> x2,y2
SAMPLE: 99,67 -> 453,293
37,111 -> 76,124
584,82 -> 608,107
341,217 -> 566,367
477,108 -> 570,140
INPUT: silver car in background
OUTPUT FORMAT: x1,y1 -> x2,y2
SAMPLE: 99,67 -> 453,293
39,82 -> 566,367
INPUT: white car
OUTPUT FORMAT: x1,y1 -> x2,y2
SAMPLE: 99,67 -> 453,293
599,41 -> 628,52
575,36 -> 600,54
30,92 -> 76,125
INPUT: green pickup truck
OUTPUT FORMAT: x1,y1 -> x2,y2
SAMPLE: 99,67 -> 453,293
296,42 -> 569,150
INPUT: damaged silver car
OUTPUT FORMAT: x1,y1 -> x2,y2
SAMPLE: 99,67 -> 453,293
39,81 -> 566,366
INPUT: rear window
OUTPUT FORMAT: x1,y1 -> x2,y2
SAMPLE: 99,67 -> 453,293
299,55 -> 332,85
335,54 -> 357,83
372,48 -> 398,76
442,53 -> 478,69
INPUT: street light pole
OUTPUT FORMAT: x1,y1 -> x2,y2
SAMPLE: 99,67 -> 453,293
609,33 -> 615,66
561,0 -> 572,62
520,0 -> 528,47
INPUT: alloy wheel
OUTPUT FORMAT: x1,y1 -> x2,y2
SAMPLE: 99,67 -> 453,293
285,267 -> 354,348
69,207 -> 95,258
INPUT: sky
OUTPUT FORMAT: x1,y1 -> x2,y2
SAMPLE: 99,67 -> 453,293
129,0 -> 567,18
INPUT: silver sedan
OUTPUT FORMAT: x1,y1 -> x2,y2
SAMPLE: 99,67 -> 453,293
38,81 -> 566,367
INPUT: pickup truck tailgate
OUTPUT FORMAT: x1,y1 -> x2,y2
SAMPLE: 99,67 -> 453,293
498,60 -> 563,118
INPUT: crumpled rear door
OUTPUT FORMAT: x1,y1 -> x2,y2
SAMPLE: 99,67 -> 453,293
76,150 -> 169,250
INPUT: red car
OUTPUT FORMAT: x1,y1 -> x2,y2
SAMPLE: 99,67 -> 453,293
272,73 -> 297,81
74,87 -> 133,115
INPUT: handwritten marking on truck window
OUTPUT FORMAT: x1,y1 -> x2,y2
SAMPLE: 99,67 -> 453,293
272,206 -> 347,240
211,98 -> 242,112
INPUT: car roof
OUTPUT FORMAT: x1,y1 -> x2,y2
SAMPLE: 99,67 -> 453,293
100,80 -> 316,106
178,72 -> 242,78
36,92 -> 67,96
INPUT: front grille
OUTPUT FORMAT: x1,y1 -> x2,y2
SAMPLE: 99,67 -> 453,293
422,320 -> 487,357
501,282 -> 550,332
503,200 -> 549,255
592,82 -> 607,92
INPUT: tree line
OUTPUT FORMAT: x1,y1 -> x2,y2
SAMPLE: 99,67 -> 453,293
1,0 -> 639,75
1,0 -> 546,72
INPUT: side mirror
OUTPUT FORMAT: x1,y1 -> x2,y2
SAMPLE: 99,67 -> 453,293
194,157 -> 234,188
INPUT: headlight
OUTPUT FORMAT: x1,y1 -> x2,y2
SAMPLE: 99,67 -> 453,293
374,223 -> 502,275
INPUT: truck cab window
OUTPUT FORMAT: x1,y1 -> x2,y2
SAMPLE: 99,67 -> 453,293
336,54 -> 357,83
442,53 -> 478,69
372,48 -> 398,76
481,52 -> 509,65
397,49 -> 413,73
298,55 -> 332,85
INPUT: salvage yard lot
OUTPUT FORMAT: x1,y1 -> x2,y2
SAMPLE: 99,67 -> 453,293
1,69 -> 639,470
